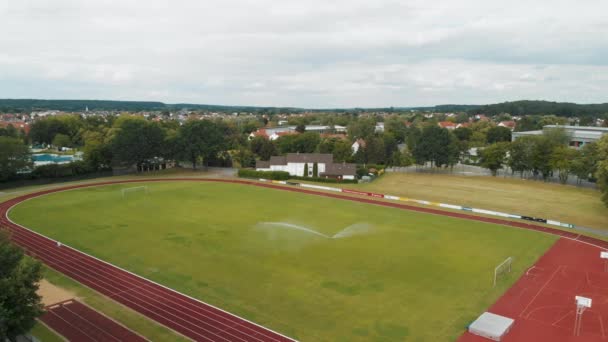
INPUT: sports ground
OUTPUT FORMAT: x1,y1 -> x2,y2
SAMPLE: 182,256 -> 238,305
2,178 -> 608,341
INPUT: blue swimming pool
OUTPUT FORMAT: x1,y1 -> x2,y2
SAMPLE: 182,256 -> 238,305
32,154 -> 75,164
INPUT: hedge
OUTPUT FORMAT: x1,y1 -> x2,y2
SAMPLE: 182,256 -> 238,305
290,176 -> 358,184
237,169 -> 290,180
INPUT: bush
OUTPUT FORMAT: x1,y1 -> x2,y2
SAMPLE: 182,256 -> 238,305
237,169 -> 290,180
31,161 -> 95,179
290,176 -> 358,184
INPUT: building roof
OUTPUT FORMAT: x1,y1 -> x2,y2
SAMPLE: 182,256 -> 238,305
256,160 -> 270,168
269,155 -> 287,165
499,121 -> 516,128
438,121 -> 457,128
286,153 -> 334,164
544,125 -> 608,133
322,163 -> 356,176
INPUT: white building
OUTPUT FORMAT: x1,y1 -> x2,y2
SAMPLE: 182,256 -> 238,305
512,125 -> 608,149
351,139 -> 366,154
256,153 -> 356,180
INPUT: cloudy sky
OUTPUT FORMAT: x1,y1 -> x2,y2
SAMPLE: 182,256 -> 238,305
1,0 -> 607,108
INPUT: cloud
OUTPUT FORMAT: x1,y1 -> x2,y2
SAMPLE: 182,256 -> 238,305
0,0 -> 606,107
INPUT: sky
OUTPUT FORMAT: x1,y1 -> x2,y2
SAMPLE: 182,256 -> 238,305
1,0 -> 607,108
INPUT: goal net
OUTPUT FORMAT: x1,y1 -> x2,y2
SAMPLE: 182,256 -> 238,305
121,186 -> 149,198
493,257 -> 513,287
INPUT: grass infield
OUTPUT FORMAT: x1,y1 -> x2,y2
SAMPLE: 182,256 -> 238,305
10,181 -> 556,341
344,173 -> 607,230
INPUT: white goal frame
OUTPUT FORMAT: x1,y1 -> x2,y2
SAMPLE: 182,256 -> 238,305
121,186 -> 149,198
493,257 -> 513,287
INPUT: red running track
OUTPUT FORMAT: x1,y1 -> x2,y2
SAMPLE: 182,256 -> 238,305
458,238 -> 608,342
40,299 -> 148,341
2,178 -> 608,341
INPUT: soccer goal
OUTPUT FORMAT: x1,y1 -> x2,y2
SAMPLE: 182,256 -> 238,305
493,257 -> 513,287
121,186 -> 149,198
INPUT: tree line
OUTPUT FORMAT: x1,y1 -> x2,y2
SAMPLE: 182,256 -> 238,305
2,112 -> 608,207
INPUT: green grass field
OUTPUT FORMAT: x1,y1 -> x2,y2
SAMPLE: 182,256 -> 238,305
9,181 -> 556,341
343,173 -> 607,230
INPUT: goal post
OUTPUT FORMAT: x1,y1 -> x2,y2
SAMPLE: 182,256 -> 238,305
493,257 -> 513,287
121,186 -> 149,198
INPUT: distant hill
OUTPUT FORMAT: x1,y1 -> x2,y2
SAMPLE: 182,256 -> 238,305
0,99 -> 168,112
0,98 -> 607,117
408,104 -> 481,112
468,100 -> 608,117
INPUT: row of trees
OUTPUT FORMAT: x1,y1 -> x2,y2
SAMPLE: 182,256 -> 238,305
477,129 -> 602,185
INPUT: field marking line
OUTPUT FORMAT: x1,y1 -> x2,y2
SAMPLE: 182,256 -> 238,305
551,308 -> 574,327
521,265 -> 562,319
77,300 -> 151,341
109,283 -> 149,297
61,303 -> 122,342
46,308 -> 99,342
3,180 -> 296,342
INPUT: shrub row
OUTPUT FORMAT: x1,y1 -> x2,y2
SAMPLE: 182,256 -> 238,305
237,169 -> 290,180
31,161 -> 99,179
290,176 -> 358,184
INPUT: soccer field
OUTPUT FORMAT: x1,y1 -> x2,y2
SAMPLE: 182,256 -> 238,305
9,181 -> 556,341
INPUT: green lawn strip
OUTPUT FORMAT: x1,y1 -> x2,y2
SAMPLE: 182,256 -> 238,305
30,321 -> 65,342
281,179 -> 607,243
42,267 -> 189,342
310,172 -> 606,231
11,181 -> 557,341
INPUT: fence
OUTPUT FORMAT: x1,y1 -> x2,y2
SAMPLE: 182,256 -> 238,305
387,164 -> 598,189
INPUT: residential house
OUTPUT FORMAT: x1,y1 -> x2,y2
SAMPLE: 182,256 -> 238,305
498,121 -> 516,130
256,153 -> 356,180
438,121 -> 457,130
351,138 -> 366,154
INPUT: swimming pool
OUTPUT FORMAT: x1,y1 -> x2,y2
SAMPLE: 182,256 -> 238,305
32,154 -> 75,165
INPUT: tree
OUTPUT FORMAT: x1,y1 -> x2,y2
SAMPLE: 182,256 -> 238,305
333,140 -> 353,162
571,143 -> 598,183
312,162 -> 318,177
110,117 -> 165,168
250,136 -> 276,161
294,132 -> 320,153
531,136 -> 556,180
486,126 -> 512,144
550,146 -> 577,184
303,163 -> 309,177
384,116 -> 407,142
0,137 -> 32,182
508,137 -> 535,177
52,133 -> 71,149
178,120 -> 226,169
364,136 -> 386,164
295,124 -> 306,133
347,117 -> 376,140
453,127 -> 472,142
233,147 -> 256,168
480,142 -> 509,176
0,230 -> 44,341
82,131 -> 112,171
412,125 -> 457,167
0,124 -> 18,138
596,135 -> 608,206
